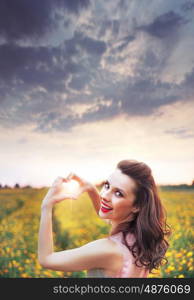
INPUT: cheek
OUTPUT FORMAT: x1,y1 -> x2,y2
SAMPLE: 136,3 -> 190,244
113,198 -> 132,212
112,198 -> 125,210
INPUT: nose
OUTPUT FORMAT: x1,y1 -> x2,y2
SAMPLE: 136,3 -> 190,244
100,191 -> 111,203
101,196 -> 110,203
100,187 -> 112,202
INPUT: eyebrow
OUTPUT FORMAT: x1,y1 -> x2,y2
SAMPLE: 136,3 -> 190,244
105,180 -> 128,196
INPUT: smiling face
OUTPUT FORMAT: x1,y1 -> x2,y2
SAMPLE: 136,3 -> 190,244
99,168 -> 139,223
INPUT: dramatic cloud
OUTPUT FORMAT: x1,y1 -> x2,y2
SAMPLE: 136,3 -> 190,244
181,1 -> 194,11
0,0 -> 90,41
0,0 -> 194,135
136,11 -> 188,39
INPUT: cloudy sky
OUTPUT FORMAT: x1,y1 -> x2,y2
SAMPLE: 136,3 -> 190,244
0,0 -> 194,187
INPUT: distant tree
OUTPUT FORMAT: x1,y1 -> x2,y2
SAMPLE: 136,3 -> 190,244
191,180 -> 194,186
24,185 -> 32,189
0,184 -> 2,189
4,184 -> 11,189
14,183 -> 20,189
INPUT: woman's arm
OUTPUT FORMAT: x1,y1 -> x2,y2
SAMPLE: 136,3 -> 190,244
38,204 -> 54,265
87,185 -> 101,215
38,202 -> 116,271
39,237 -> 121,272
38,176 -> 77,265
87,184 -> 111,224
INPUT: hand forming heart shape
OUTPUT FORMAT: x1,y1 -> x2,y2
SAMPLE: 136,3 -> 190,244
59,179 -> 83,199
42,176 -> 84,208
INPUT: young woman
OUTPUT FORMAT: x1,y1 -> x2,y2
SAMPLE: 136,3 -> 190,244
38,159 -> 171,278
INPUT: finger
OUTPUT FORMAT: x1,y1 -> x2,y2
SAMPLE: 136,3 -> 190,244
53,176 -> 63,185
66,172 -> 74,181
62,178 -> 68,182
79,186 -> 85,194
69,173 -> 83,183
55,176 -> 63,181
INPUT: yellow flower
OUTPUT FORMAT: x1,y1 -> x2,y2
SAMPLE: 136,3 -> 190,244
178,274 -> 185,278
175,253 -> 182,258
188,261 -> 193,267
181,259 -> 186,265
30,253 -> 36,258
186,252 -> 193,257
166,266 -> 175,272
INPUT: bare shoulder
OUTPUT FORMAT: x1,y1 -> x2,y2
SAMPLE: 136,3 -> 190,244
87,236 -> 118,253
89,237 -> 123,274
86,237 -> 123,267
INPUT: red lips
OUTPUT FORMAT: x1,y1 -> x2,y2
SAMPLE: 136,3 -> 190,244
101,199 -> 113,209
101,206 -> 112,213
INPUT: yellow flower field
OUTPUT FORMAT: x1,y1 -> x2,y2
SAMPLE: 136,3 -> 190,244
0,187 -> 193,278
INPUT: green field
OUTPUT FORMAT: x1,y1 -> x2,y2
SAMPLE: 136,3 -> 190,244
0,187 -> 193,278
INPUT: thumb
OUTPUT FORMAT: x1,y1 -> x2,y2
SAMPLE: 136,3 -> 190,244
66,172 -> 74,181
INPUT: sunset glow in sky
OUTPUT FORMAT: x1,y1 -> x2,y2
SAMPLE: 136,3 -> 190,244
0,0 -> 194,187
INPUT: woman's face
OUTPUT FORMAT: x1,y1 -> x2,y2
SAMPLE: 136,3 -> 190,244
99,168 -> 138,223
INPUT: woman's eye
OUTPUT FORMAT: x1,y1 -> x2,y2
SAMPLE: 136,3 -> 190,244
115,191 -> 123,197
104,182 -> 123,197
104,182 -> 109,189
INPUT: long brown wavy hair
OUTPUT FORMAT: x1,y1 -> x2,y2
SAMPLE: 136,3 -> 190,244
109,159 -> 171,274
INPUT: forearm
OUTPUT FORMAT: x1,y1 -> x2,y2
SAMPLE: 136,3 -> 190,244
87,185 -> 101,215
38,204 -> 54,264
